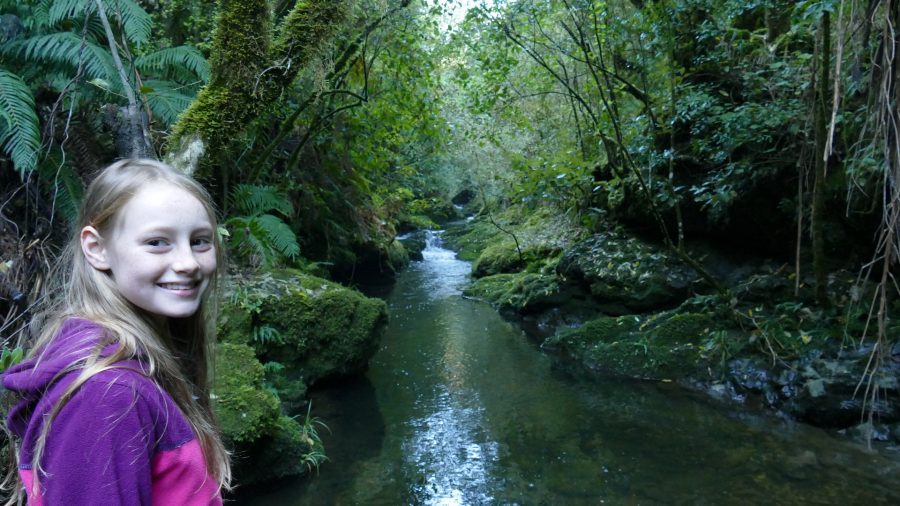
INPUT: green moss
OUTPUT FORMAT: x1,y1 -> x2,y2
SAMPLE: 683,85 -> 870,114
214,341 -> 326,485
464,272 -> 566,313
643,312 -> 713,346
213,342 -> 280,444
217,300 -> 253,345
224,269 -> 388,385
169,0 -> 348,176
471,241 -> 523,277
545,311 -> 712,380
442,218 -> 503,261
386,239 -> 410,273
399,214 -> 439,231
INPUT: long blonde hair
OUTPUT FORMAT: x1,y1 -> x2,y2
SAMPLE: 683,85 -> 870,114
4,159 -> 231,503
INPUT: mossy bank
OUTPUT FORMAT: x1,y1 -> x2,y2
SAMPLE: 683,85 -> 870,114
213,269 -> 387,485
451,210 -> 900,444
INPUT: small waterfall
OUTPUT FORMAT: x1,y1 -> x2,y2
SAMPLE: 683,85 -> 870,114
424,230 -> 444,250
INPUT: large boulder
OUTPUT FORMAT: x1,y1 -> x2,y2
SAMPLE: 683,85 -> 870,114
556,233 -> 699,313
215,269 -> 388,485
219,269 -> 388,401
463,272 -> 569,314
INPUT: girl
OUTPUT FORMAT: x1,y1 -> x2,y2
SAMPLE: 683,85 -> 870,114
3,159 -> 231,505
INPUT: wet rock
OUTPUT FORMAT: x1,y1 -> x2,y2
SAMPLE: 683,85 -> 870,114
398,230 -> 427,261
220,269 -> 388,386
543,311 -> 714,380
464,272 -> 569,314
556,233 -> 700,313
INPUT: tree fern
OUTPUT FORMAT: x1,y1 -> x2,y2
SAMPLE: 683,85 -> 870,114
135,46 -> 210,82
226,214 -> 301,267
255,214 -> 301,259
13,1 -> 53,32
49,0 -> 151,46
141,79 -> 195,125
6,32 -> 117,83
225,184 -> 301,267
0,69 -> 41,176
230,184 -> 294,218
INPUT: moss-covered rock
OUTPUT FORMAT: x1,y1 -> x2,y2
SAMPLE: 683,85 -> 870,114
463,272 -> 568,314
397,230 -> 427,261
471,241 -> 524,277
442,218 -> 504,262
213,342 -> 280,444
556,233 -> 699,313
213,342 -> 319,485
223,269 -> 388,385
544,311 -> 714,380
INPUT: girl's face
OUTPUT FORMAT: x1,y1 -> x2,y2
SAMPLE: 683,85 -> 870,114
81,181 -> 217,320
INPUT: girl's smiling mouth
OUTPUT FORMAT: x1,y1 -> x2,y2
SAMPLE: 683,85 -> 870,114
158,281 -> 201,291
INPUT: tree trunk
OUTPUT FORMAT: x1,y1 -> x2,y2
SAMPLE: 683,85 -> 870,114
165,0 -> 348,180
811,10 -> 831,306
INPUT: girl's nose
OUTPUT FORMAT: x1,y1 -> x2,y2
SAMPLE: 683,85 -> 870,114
172,245 -> 200,273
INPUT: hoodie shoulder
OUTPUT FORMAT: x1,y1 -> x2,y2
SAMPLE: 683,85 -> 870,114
2,317 -> 106,394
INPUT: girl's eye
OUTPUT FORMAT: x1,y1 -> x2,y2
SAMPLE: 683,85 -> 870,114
146,239 -> 170,248
191,237 -> 213,251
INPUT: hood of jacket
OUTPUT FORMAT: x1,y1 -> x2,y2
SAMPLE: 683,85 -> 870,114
2,318 -> 110,438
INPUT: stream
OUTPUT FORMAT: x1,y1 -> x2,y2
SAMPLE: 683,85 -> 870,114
239,231 -> 900,505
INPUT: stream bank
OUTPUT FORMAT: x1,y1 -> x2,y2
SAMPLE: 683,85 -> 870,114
236,230 -> 900,505
434,208 -> 900,446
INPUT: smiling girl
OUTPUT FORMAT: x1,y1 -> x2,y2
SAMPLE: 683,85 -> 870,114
3,159 -> 230,505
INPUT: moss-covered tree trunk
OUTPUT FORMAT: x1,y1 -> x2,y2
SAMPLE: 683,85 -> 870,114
811,10 -> 831,306
165,0 -> 348,182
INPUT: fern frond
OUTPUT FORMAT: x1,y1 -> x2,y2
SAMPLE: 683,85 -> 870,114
7,32 -> 117,82
230,184 -> 295,218
19,1 -> 53,32
48,0 -> 87,26
256,214 -> 300,260
0,69 -> 41,176
225,213 -> 300,267
141,79 -> 195,125
107,0 -> 152,46
135,46 -> 210,82
226,215 -> 271,267
50,0 -> 151,46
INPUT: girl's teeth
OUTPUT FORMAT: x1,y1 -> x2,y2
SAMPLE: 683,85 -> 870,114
161,283 -> 193,290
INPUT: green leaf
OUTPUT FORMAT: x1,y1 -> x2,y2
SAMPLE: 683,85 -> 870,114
230,184 -> 294,218
141,79 -> 195,125
7,32 -> 118,83
135,46 -> 210,82
0,69 -> 41,176
50,0 -> 152,46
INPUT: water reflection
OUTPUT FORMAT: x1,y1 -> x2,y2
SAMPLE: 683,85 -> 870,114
237,232 -> 900,505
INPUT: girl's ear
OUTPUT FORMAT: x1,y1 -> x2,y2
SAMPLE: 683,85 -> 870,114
81,226 -> 111,271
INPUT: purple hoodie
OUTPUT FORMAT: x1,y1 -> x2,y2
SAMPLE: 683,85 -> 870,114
3,318 -> 222,505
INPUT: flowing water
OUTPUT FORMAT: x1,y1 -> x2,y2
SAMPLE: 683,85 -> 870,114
239,232 -> 900,505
